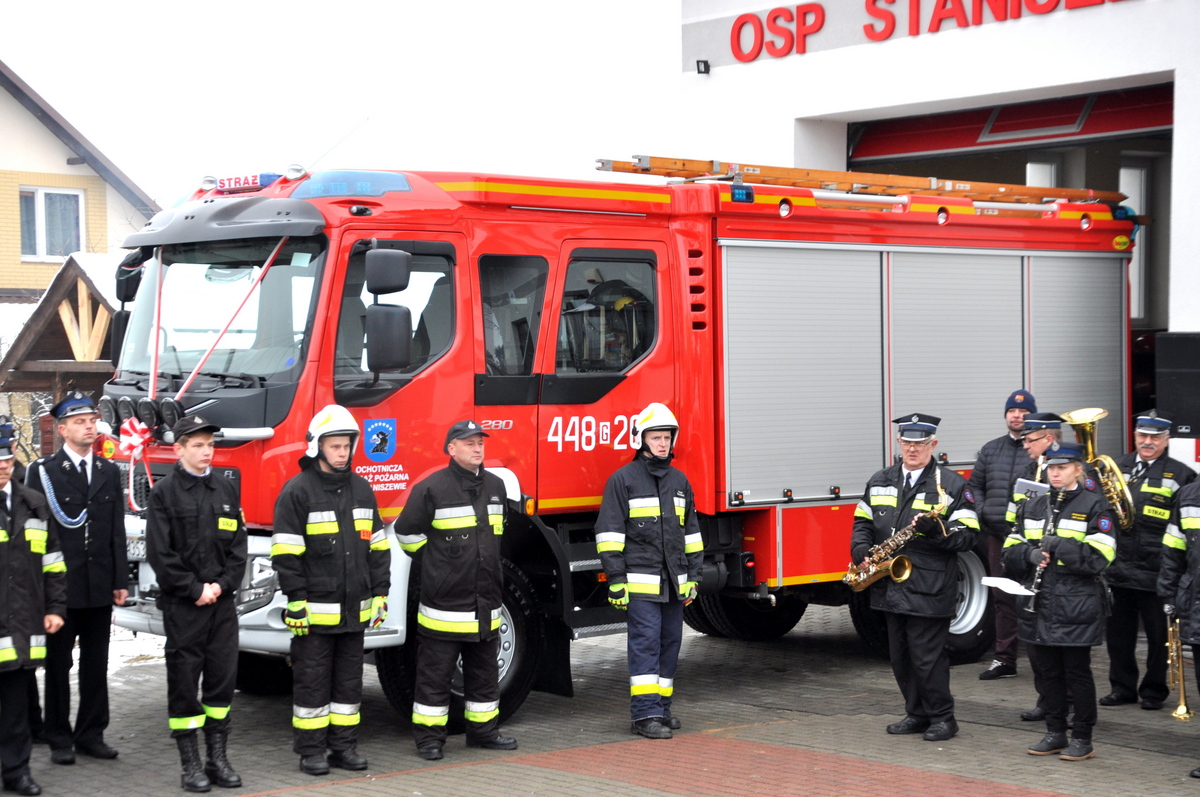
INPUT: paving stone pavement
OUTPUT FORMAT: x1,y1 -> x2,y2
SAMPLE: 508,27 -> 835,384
27,605 -> 1200,796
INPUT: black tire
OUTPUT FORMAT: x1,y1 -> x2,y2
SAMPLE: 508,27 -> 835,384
375,558 -> 543,733
711,594 -> 808,641
235,651 -> 293,696
694,594 -> 740,637
946,550 -> 994,665
848,588 -> 890,660
682,600 -> 726,637
847,551 -> 995,664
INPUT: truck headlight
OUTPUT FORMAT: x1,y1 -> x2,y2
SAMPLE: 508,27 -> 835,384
237,556 -> 278,615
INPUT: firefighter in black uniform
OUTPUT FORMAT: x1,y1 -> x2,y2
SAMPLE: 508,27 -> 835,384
1004,441 -> 1115,762
146,416 -> 247,793
1101,410 -> 1194,710
0,417 -> 66,796
851,414 -> 979,742
1159,475 -> 1200,777
395,420 -> 517,761
596,402 -> 702,740
25,392 -> 127,766
271,406 -> 390,776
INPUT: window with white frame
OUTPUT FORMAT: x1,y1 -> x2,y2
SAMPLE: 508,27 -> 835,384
20,187 -> 84,260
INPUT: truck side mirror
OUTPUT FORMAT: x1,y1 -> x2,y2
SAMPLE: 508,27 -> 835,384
115,247 -> 150,303
110,309 -> 130,368
365,304 -> 412,372
366,249 -> 411,295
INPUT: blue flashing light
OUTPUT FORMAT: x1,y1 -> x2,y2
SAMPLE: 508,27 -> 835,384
258,172 -> 282,189
291,170 -> 412,199
730,185 -> 755,204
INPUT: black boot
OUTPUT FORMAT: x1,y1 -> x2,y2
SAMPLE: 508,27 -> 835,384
203,728 -> 242,788
176,733 -> 212,793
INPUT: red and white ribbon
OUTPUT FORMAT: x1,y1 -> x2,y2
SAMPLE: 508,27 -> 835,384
118,417 -> 155,512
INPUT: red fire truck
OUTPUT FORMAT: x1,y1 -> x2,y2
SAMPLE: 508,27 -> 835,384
103,155 -> 1135,724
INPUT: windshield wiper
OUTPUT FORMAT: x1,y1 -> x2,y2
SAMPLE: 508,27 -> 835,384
195,371 -> 265,389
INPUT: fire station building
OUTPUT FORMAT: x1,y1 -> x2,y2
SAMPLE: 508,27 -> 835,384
681,0 -> 1197,450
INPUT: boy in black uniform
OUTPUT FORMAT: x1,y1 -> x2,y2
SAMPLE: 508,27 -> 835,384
146,416 -> 247,793
0,425 -> 66,796
272,406 -> 390,776
395,420 -> 517,761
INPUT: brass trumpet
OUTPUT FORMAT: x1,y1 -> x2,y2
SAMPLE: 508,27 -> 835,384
1168,616 -> 1195,721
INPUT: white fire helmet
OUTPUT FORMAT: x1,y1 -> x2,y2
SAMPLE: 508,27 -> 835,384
631,402 -> 679,451
305,404 -> 360,459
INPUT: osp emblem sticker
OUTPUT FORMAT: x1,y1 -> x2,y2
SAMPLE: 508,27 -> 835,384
364,419 -> 397,463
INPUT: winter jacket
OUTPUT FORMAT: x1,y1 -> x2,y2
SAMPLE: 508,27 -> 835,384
395,460 -> 506,642
1106,453 -> 1194,592
968,433 -> 1027,536
146,463 -> 247,605
1158,480 -> 1200,644
596,453 -> 703,602
0,481 -> 66,672
850,463 -> 979,618
271,465 -> 390,632
1003,486 -> 1114,647
26,448 -> 127,609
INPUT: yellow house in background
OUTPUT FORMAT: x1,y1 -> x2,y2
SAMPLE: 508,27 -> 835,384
0,57 -> 158,304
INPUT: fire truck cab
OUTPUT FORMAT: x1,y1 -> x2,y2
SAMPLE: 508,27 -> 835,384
103,158 -> 1135,722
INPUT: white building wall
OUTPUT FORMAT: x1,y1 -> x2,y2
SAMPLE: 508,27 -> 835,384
681,0 -> 1200,329
0,88 -> 93,175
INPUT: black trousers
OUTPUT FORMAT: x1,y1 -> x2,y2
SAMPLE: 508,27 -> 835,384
984,532 -> 1019,667
45,605 -> 112,751
291,631 -> 365,756
1028,643 -> 1097,739
885,612 -> 953,723
0,668 -> 33,782
411,634 -> 500,748
163,597 -> 238,737
1105,585 -> 1168,703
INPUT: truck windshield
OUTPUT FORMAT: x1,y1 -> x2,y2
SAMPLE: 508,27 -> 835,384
118,236 -> 326,380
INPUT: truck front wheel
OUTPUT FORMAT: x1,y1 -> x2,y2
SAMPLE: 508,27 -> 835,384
376,558 -> 543,733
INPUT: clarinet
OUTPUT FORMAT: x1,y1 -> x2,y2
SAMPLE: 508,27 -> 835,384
1025,487 -> 1064,614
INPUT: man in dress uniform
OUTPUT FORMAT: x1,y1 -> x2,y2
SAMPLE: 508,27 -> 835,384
0,417 -> 66,795
25,392 -> 127,766
395,421 -> 517,761
272,406 -> 390,775
851,414 -> 979,742
146,416 -> 246,792
1100,410 -> 1194,710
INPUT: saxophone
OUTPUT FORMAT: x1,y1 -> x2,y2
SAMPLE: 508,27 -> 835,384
844,468 -> 947,593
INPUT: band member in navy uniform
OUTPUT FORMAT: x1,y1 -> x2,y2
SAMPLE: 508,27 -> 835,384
25,393 -> 127,766
851,414 -> 979,742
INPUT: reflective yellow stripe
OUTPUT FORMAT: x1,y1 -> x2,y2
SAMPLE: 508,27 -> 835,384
1165,531 -> 1187,550
854,502 -> 872,520
1141,483 -> 1174,497
29,646 -> 46,659
418,604 -> 480,634
0,529 -> 7,543
412,713 -> 448,726
26,527 -> 47,555
489,514 -> 504,535
307,522 -> 338,534
203,704 -> 230,720
658,677 -> 674,697
1182,518 -> 1200,530
627,582 -> 660,595
869,495 -> 897,507
630,674 -> 658,695
329,702 -> 361,726
43,561 -> 66,573
432,516 -> 476,530
628,507 -> 659,518
354,519 -> 373,532
309,602 -> 341,625
170,715 -> 206,730
1144,505 -> 1171,520
271,532 -> 306,557
684,532 -> 703,554
293,715 -> 330,730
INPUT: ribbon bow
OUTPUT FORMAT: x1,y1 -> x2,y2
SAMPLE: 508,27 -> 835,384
117,417 -> 155,511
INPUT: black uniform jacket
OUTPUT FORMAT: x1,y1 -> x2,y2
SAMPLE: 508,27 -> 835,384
0,481 -> 67,672
851,463 -> 979,618
26,448 -> 127,608
394,460 -> 506,642
1157,480 -> 1200,644
146,463 -> 247,605
595,453 -> 703,603
271,464 -> 390,633
968,433 -> 1028,536
1003,486 -> 1115,647
1005,458 -> 1105,525
1106,453 -> 1194,592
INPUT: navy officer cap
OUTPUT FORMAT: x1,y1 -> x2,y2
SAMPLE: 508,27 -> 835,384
1021,412 -> 1065,435
445,420 -> 490,453
893,413 -> 940,441
50,391 -> 98,420
0,414 -> 13,461
1044,440 -> 1085,465
1134,409 -> 1172,435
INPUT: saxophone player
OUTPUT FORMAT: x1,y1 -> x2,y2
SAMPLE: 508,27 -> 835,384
1158,472 -> 1200,778
851,414 -> 979,742
1003,442 -> 1116,762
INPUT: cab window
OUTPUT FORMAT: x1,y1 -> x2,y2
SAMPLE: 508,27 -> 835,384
556,254 -> 656,373
478,255 -> 549,376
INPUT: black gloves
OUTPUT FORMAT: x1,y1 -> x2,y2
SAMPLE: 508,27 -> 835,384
914,515 -> 940,536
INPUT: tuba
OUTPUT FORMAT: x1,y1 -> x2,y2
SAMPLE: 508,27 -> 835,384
1061,407 -> 1135,530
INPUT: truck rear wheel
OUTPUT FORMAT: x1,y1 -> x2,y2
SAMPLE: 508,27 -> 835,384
376,558 -> 543,733
847,551 -> 994,664
682,600 -> 726,637
708,594 -> 807,641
